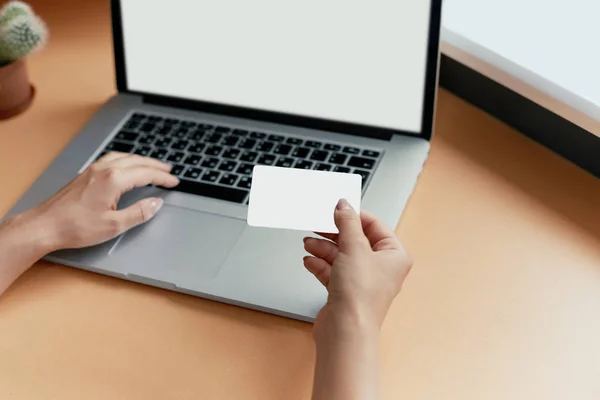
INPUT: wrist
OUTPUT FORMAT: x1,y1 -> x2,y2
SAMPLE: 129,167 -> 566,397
314,302 -> 380,348
4,209 -> 59,258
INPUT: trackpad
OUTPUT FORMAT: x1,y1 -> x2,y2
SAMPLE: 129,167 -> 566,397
110,205 -> 245,287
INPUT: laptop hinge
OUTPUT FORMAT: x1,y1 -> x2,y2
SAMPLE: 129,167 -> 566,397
142,94 -> 394,141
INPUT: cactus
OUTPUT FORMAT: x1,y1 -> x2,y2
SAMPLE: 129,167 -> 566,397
0,1 -> 47,65
0,1 -> 32,25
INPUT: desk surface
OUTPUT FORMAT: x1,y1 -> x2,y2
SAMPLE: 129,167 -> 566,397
442,0 -> 600,137
1,1 -> 600,399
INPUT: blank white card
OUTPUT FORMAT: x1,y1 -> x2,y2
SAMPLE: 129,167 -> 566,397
247,166 -> 362,234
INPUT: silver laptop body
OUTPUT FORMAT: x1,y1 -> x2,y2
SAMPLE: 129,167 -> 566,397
6,0 -> 443,321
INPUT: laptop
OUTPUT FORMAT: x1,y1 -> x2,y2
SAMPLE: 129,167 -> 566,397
7,0 -> 443,321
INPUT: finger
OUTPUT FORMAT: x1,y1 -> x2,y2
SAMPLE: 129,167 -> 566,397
360,210 -> 401,250
314,231 -> 338,243
106,154 -> 173,172
303,256 -> 331,287
315,210 -> 384,244
334,199 -> 369,251
304,237 -> 338,265
317,209 -> 399,246
112,197 -> 164,234
112,166 -> 179,193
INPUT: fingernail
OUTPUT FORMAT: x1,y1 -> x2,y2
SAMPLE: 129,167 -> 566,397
337,198 -> 351,210
303,237 -> 309,243
151,198 -> 164,212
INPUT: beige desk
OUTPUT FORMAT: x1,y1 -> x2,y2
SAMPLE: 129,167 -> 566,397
1,1 -> 599,399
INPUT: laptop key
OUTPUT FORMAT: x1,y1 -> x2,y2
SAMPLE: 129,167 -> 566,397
286,137 -> 303,145
175,128 -> 189,138
184,154 -> 202,166
116,130 -> 139,142
219,173 -> 239,186
295,160 -> 313,170
292,147 -> 310,159
124,120 -> 140,130
353,169 -> 370,184
169,179 -> 247,203
164,118 -> 178,125
222,148 -> 241,159
348,156 -> 375,170
201,157 -> 219,169
171,164 -> 185,177
148,115 -> 162,123
329,153 -> 347,165
171,139 -> 189,150
134,146 -> 152,157
232,129 -> 249,136
215,126 -> 230,134
184,167 -> 203,180
106,141 -> 134,153
181,121 -> 196,128
206,133 -> 223,143
167,152 -> 185,163
188,143 -> 205,154
324,143 -> 341,152
237,176 -> 252,189
222,135 -> 239,147
157,126 -> 173,135
334,166 -> 351,173
240,151 -> 258,162
256,141 -> 274,152
363,150 -> 380,158
218,160 -> 238,172
190,130 -> 205,141
140,123 -> 155,133
275,157 -> 295,168
268,134 -> 285,142
155,137 -> 172,148
205,145 -> 223,156
273,144 -> 292,155
305,140 -> 322,148
239,139 -> 257,150
310,150 -> 329,162
236,163 -> 254,175
202,170 -> 221,183
315,163 -> 332,171
250,131 -> 266,139
150,149 -> 168,160
139,134 -> 156,145
131,113 -> 146,120
343,146 -> 360,154
257,154 -> 276,165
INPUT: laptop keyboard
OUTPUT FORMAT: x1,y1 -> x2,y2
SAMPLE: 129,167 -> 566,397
97,112 -> 383,204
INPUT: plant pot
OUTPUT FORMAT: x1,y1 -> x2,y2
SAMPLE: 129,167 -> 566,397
0,59 -> 36,120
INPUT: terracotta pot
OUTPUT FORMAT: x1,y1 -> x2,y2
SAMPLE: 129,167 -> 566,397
0,59 -> 36,119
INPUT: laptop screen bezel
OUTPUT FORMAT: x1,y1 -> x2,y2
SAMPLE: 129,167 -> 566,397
111,0 -> 442,141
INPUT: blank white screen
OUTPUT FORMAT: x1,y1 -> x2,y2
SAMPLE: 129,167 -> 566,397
121,0 -> 432,133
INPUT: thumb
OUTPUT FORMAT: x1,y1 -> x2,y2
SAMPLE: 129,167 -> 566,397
114,197 -> 164,233
334,199 -> 368,251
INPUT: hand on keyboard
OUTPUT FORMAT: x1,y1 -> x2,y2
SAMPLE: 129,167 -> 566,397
27,152 -> 179,251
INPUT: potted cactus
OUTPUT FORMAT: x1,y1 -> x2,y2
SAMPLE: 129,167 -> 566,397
0,1 -> 47,119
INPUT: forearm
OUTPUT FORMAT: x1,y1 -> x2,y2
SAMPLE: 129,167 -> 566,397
0,210 -> 54,295
312,311 -> 381,400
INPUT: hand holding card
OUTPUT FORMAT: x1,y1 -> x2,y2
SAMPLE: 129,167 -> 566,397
247,166 -> 361,233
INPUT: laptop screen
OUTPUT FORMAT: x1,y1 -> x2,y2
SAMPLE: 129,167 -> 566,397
120,0 -> 433,134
